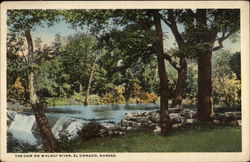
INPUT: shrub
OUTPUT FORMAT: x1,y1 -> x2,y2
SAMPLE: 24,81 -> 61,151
77,122 -> 102,141
139,92 -> 159,103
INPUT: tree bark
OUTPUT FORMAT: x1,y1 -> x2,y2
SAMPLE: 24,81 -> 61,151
25,30 -> 58,152
197,50 -> 214,121
171,57 -> 187,108
195,9 -> 219,121
28,71 -> 39,104
84,56 -> 98,106
32,103 -> 58,152
153,10 -> 172,135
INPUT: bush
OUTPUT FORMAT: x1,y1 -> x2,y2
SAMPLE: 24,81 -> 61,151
139,92 -> 159,103
88,95 -> 101,105
77,122 -> 103,141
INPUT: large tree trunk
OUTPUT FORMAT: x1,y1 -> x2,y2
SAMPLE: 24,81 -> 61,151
153,10 -> 172,135
84,56 -> 98,106
196,9 -> 217,121
25,30 -> 57,152
171,57 -> 187,108
197,50 -> 214,121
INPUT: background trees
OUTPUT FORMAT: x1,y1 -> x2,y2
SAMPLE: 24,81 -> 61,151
7,9 -> 241,146
213,51 -> 241,108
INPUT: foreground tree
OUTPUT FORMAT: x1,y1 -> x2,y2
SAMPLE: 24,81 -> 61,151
7,10 -> 59,152
171,9 -> 240,121
152,10 -> 172,133
159,10 -> 188,108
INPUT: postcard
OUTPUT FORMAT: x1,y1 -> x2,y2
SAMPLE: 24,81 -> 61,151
1,1 -> 249,162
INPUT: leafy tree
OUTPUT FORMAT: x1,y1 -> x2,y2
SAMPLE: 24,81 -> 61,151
213,50 -> 241,108
172,9 -> 240,121
152,9 -> 172,133
159,10 -> 188,109
7,9 -> 60,152
7,33 -> 28,104
63,9 -> 172,134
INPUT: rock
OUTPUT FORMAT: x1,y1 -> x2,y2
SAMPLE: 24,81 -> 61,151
213,113 -> 225,120
180,109 -> 197,118
185,119 -> 197,124
237,120 -> 241,127
213,120 -> 221,125
7,100 -> 26,111
169,108 -> 184,113
131,121 -> 141,127
7,111 -> 17,121
224,112 -> 241,119
7,111 -> 17,127
150,113 -> 160,123
101,123 -> 118,130
134,117 -> 148,123
169,113 -> 183,124
172,124 -> 182,128
126,126 -> 132,130
122,119 -> 132,126
153,126 -> 161,133
124,113 -> 134,120
229,120 -> 239,126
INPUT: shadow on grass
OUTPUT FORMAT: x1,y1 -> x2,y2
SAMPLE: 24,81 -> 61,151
60,125 -> 241,153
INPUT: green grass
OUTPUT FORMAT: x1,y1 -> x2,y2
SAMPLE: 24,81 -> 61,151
65,126 -> 241,152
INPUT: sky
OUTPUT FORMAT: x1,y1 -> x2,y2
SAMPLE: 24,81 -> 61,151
32,20 -> 240,53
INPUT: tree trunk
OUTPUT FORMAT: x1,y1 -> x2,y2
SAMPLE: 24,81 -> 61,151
197,50 -> 214,121
84,56 -> 98,106
196,9 -> 217,122
28,71 -> 39,104
32,103 -> 58,152
153,10 -> 172,135
171,57 -> 187,108
25,30 -> 57,152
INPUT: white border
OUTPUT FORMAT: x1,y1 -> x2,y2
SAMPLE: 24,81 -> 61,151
1,1 -> 249,162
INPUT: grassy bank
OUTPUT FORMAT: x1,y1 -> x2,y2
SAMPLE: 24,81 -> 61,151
64,126 -> 241,152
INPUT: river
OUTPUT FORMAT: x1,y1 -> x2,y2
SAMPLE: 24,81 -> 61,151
7,103 -> 160,152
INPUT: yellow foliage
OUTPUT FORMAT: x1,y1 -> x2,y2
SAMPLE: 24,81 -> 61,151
100,93 -> 125,105
132,83 -> 142,96
12,77 -> 24,95
139,92 -> 159,103
213,72 -> 241,107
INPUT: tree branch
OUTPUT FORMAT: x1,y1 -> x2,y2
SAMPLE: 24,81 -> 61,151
20,49 -> 28,65
163,52 -> 180,70
159,10 -> 184,48
213,31 -> 232,51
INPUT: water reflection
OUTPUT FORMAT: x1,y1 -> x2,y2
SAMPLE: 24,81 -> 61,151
43,103 -> 160,123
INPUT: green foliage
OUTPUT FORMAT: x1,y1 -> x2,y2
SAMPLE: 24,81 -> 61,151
184,60 -> 198,103
65,127 -> 241,152
229,52 -> 241,80
7,9 -> 241,110
7,33 -> 29,103
7,10 -> 61,33
57,131 -> 75,151
77,122 -> 102,141
213,50 -> 241,108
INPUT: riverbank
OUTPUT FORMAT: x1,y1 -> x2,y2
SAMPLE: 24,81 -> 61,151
61,126 -> 241,152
